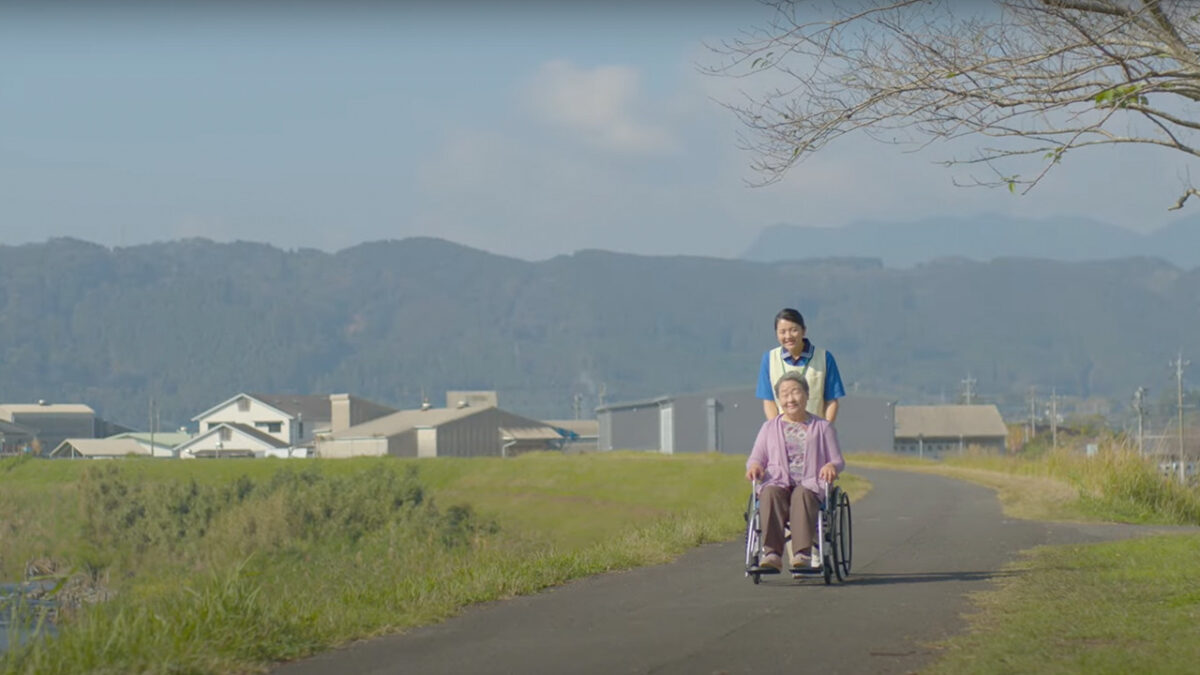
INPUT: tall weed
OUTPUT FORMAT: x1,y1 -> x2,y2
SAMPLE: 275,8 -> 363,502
940,445 -> 1200,525
3,462 -> 495,674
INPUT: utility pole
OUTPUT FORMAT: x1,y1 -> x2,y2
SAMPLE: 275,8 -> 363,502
1026,386 -> 1037,442
149,396 -> 156,457
1049,388 -> 1058,451
572,393 -> 582,420
597,383 -> 607,409
1133,387 -> 1147,457
1171,352 -> 1189,483
961,373 -> 977,405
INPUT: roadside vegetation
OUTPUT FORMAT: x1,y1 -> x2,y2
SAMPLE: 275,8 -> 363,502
850,443 -> 1200,526
1,452 -> 867,674
850,441 -> 1200,674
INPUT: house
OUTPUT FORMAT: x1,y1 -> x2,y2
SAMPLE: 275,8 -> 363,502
596,389 -> 895,455
175,423 -> 292,459
0,419 -> 37,456
893,404 -> 1009,456
542,419 -> 599,453
106,431 -> 194,458
0,402 -> 96,455
190,392 -> 396,451
49,438 -> 150,459
316,404 -> 564,458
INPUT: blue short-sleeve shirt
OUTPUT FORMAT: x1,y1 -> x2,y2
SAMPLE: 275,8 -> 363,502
756,339 -> 846,402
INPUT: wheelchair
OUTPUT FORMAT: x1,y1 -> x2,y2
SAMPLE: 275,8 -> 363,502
744,481 -> 852,585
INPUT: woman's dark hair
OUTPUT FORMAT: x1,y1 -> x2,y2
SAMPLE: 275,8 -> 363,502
774,308 -> 805,330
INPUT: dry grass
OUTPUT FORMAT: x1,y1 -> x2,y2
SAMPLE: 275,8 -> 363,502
849,452 -> 1088,522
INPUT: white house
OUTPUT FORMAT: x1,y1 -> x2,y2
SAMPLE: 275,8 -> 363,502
191,392 -> 396,452
175,423 -> 293,459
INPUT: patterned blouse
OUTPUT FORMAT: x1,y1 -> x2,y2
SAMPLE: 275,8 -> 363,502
783,419 -> 809,485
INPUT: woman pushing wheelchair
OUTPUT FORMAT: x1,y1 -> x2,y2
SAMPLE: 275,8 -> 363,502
745,370 -> 845,572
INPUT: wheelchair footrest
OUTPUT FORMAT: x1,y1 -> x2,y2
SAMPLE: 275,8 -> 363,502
747,565 -> 782,574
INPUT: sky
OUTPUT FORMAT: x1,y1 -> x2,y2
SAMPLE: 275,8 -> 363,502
3,0 -> 1199,261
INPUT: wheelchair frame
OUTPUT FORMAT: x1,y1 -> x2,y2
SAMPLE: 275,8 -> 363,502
744,481 -> 852,585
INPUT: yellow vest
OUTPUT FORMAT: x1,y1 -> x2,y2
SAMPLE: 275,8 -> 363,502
768,346 -> 827,417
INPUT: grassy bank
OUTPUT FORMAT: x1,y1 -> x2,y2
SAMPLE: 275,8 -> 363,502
849,448 -> 1200,525
1,452 -> 867,674
848,449 -> 1200,673
929,534 -> 1200,674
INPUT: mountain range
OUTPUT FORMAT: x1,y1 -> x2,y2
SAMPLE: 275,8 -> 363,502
2,236 -> 1198,432
743,213 -> 1200,268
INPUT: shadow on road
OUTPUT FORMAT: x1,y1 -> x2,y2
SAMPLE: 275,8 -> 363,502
845,570 -> 1021,586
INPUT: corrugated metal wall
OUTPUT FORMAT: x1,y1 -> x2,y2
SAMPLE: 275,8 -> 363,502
599,390 -> 897,457
435,408 -> 558,457
834,395 -> 895,453
602,404 -> 660,452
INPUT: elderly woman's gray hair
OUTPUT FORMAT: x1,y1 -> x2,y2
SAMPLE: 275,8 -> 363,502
773,370 -> 810,397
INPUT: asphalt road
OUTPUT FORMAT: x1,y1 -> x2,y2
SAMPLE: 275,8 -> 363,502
274,467 -> 1189,675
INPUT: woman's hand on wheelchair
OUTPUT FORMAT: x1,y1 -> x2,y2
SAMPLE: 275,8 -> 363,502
745,464 -> 764,482
819,462 -> 838,483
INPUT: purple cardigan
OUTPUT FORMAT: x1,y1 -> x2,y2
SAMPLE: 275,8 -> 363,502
746,414 -> 845,495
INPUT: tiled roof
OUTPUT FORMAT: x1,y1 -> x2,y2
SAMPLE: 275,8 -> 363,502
894,405 -> 1008,439
249,394 -> 332,422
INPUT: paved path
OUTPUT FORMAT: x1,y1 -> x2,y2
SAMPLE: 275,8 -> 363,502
275,467 -> 1192,675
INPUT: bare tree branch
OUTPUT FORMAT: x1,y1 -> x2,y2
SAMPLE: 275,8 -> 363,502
1169,187 -> 1200,209
707,0 -> 1200,208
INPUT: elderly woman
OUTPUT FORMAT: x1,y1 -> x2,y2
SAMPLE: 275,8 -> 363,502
745,370 -> 845,571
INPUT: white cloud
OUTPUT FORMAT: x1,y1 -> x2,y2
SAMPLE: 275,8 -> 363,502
525,59 -> 675,154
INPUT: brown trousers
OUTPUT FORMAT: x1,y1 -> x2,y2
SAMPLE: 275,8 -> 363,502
759,484 -> 820,557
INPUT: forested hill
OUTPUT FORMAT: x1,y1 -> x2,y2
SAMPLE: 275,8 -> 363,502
2,237 -> 1197,429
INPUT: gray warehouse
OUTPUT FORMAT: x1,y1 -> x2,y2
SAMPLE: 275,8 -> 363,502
597,389 -> 894,456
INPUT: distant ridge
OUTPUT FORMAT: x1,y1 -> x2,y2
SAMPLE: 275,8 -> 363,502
742,214 -> 1200,268
2,236 -> 1197,429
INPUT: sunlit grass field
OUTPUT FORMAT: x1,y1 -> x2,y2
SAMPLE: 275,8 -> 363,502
0,452 -> 868,674
849,448 -> 1200,674
16,445 -> 1193,675
849,448 -> 1200,525
928,533 -> 1200,674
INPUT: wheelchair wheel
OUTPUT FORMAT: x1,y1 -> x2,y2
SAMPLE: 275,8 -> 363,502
830,487 -> 853,581
744,490 -> 762,583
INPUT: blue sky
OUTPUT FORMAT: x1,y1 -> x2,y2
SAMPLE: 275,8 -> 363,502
3,1 -> 1197,261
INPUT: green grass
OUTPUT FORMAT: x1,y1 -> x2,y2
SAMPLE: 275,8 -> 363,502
0,452 -> 869,674
848,448 -> 1200,525
846,449 -> 1200,674
929,534 -> 1200,675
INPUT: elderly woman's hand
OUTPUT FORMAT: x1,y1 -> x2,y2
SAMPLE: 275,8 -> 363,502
745,464 -> 764,482
819,462 -> 838,483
